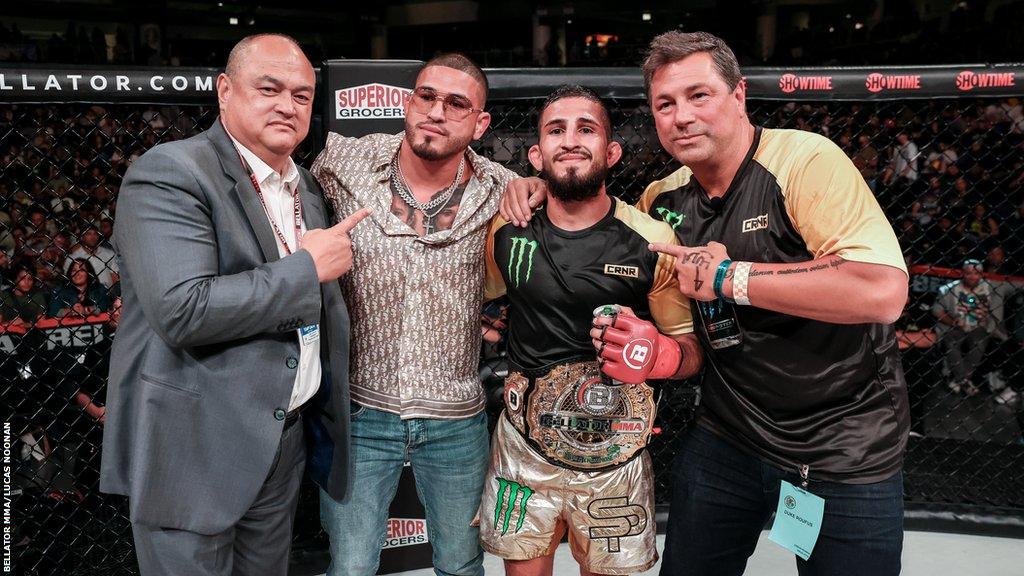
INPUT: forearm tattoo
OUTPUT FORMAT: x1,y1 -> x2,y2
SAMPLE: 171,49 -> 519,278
774,257 -> 846,276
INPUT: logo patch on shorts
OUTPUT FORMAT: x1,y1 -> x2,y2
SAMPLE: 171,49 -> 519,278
493,477 -> 534,535
603,264 -> 639,278
587,497 -> 648,552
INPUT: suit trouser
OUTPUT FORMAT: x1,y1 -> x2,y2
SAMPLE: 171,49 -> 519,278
131,419 -> 306,576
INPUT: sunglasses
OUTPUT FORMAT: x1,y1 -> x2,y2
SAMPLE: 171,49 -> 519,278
409,87 -> 482,121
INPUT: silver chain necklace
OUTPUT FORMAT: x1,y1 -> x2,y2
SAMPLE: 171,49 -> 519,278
391,152 -> 466,218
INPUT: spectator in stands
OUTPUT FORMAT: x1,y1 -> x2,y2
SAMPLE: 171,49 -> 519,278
933,259 -> 1008,396
68,225 -> 117,288
986,244 -> 1017,276
947,176 -> 979,219
924,139 -> 958,175
919,214 -> 961,267
852,133 -> 880,191
33,257 -> 59,292
68,297 -> 119,422
0,205 -> 13,253
0,249 -> 12,291
1001,203 -> 1024,256
960,202 -> 1000,244
885,132 -> 920,186
910,184 -> 941,227
26,208 -> 57,238
0,266 -> 48,325
48,258 -> 111,318
98,217 -> 114,249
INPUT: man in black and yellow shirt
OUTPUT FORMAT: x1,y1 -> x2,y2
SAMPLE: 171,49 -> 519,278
502,33 -> 909,576
479,86 -> 703,576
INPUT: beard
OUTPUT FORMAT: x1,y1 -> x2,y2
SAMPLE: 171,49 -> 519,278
405,121 -> 473,162
543,158 -> 609,203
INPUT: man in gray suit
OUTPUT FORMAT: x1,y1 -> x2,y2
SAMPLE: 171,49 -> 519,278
100,34 -> 370,575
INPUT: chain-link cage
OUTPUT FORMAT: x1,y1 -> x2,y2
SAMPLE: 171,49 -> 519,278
3,95 -> 1024,574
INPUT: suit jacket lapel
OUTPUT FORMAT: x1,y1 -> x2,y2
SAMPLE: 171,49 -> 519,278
209,119 -> 282,263
298,171 -> 326,230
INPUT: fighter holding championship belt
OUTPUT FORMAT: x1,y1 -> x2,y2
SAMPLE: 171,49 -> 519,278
480,86 -> 703,576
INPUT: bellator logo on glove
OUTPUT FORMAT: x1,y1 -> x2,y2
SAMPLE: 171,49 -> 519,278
592,305 -> 683,384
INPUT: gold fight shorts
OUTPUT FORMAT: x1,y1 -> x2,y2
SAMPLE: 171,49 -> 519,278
479,362 -> 658,574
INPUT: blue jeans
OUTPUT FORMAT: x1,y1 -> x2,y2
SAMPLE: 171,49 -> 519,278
661,425 -> 904,576
320,406 -> 490,576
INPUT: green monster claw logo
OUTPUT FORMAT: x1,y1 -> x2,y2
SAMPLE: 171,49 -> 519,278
508,237 -> 538,287
493,477 -> 534,534
655,207 -> 686,230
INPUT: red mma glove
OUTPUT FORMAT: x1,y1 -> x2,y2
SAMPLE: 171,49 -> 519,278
592,305 -> 683,384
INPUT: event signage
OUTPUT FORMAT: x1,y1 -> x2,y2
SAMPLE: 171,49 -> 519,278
323,60 -> 420,137
4,64 -> 1022,105
0,66 -> 219,103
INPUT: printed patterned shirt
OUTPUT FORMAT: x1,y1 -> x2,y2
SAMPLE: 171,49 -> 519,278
311,132 -> 517,419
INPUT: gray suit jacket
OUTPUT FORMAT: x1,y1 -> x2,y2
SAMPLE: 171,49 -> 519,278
100,120 -> 352,534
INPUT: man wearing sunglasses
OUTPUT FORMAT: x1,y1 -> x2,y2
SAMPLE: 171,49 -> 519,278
312,53 -> 517,576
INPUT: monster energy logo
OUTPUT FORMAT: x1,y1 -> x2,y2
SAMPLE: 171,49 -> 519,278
508,237 -> 538,287
493,477 -> 534,534
655,207 -> 686,230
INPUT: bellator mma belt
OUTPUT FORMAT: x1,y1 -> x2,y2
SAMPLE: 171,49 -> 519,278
503,361 -> 657,471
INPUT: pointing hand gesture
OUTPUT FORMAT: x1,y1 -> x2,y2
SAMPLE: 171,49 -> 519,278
303,207 -> 372,282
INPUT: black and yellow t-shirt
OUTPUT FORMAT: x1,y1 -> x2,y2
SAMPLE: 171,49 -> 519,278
486,197 -> 692,375
638,126 -> 910,484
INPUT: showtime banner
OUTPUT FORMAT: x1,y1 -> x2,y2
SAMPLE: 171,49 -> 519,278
744,64 -> 1024,101
485,64 -> 1024,101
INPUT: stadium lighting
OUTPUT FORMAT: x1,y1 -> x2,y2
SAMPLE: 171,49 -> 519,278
855,22 -> 864,29
642,12 -> 652,21
229,17 -> 239,25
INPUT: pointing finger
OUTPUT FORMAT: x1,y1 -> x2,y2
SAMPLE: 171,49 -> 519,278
648,242 -> 687,257
334,207 -> 373,234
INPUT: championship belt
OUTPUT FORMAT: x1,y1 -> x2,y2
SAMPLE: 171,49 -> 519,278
504,361 -> 657,471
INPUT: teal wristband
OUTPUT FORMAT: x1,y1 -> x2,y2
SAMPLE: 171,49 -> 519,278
713,259 -> 733,301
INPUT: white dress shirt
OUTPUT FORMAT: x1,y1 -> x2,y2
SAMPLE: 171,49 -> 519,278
227,131 -> 321,411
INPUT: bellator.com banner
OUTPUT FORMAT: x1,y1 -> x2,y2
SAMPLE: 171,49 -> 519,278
0,66 -> 221,104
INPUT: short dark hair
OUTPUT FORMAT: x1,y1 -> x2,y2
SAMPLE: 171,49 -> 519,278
538,85 -> 613,139
68,257 -> 99,285
225,33 -> 306,77
642,31 -> 742,98
419,53 -> 489,105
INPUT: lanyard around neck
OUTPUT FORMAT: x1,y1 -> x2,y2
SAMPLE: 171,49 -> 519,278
235,149 -> 302,255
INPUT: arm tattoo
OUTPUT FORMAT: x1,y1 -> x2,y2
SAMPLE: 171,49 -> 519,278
775,257 -> 847,275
